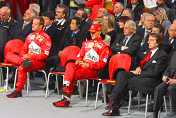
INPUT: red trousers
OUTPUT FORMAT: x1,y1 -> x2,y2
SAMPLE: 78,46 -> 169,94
16,60 -> 45,91
64,62 -> 98,98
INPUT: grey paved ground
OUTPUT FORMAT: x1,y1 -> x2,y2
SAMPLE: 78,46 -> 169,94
0,77 -> 170,118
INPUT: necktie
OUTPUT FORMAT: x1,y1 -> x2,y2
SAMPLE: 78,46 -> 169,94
142,30 -> 150,43
123,37 -> 128,46
72,32 -> 75,38
22,22 -> 27,30
140,51 -> 152,70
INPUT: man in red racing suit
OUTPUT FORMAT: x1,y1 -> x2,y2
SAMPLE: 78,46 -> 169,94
7,17 -> 52,98
53,24 -> 111,107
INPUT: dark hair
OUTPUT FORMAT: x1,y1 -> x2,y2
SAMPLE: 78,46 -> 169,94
42,11 -> 55,21
153,23 -> 165,35
119,16 -> 131,23
34,16 -> 45,27
72,17 -> 82,29
78,8 -> 88,20
56,4 -> 68,15
150,33 -> 163,47
84,7 -> 92,15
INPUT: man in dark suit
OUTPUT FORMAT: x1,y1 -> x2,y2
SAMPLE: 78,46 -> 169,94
153,50 -> 176,118
102,33 -> 168,116
9,8 -> 38,42
111,20 -> 141,70
52,17 -> 86,72
136,14 -> 155,60
0,6 -> 16,37
75,8 -> 91,39
84,7 -> 93,25
163,24 -> 176,56
113,2 -> 124,31
42,11 -> 60,76
126,0 -> 144,21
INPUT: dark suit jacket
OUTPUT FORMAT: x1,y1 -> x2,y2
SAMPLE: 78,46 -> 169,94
126,3 -> 144,21
9,20 -> 33,42
0,27 -> 7,62
45,23 -> 60,56
163,50 -> 176,78
128,48 -> 169,94
59,29 -> 86,51
163,35 -> 176,55
111,33 -> 142,69
136,25 -> 145,38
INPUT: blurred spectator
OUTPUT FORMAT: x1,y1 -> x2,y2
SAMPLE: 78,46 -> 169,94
0,6 -> 16,36
29,3 -> 40,16
163,24 -> 176,56
154,8 -> 171,35
126,0 -> 144,21
103,14 -> 117,45
84,7 -> 93,25
117,16 -> 131,35
121,8 -> 134,20
113,2 -> 124,31
97,8 -> 108,18
152,0 -> 170,13
137,8 -> 153,26
167,2 -> 176,23
9,8 -> 38,42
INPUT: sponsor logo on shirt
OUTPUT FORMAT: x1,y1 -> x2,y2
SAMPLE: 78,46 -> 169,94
28,41 -> 41,54
83,48 -> 99,62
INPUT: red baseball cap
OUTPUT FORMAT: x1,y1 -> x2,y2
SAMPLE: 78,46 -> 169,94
88,24 -> 102,32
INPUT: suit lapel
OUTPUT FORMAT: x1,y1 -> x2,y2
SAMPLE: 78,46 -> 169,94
143,49 -> 160,70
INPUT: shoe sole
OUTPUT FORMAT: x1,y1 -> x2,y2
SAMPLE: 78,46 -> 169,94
53,103 -> 69,107
22,61 -> 32,68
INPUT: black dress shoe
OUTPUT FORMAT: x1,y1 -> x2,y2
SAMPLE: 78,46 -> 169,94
105,101 -> 119,110
102,108 -> 120,116
22,61 -> 32,68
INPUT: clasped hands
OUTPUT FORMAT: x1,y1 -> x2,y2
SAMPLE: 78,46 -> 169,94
75,60 -> 89,68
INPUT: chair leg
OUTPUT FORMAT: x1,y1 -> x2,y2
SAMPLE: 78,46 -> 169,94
0,68 -> 3,86
4,67 -> 9,92
45,73 -> 51,99
78,80 -> 82,100
128,90 -> 132,114
163,95 -> 168,115
61,75 -> 64,99
169,96 -> 172,114
95,82 -> 101,109
13,68 -> 18,91
55,74 -> 59,94
26,72 -> 30,97
85,79 -> 89,106
137,91 -> 141,110
102,83 -> 106,104
145,94 -> 149,118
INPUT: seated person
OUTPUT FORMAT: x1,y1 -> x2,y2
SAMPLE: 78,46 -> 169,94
53,24 -> 111,107
6,17 -> 52,98
50,17 -> 87,73
102,33 -> 168,116
153,50 -> 176,118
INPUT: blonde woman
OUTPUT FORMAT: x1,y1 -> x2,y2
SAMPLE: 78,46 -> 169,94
103,14 -> 117,45
93,18 -> 111,46
154,8 -> 171,35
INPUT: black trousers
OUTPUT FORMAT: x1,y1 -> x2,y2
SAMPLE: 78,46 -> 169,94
110,71 -> 135,104
154,82 -> 176,112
